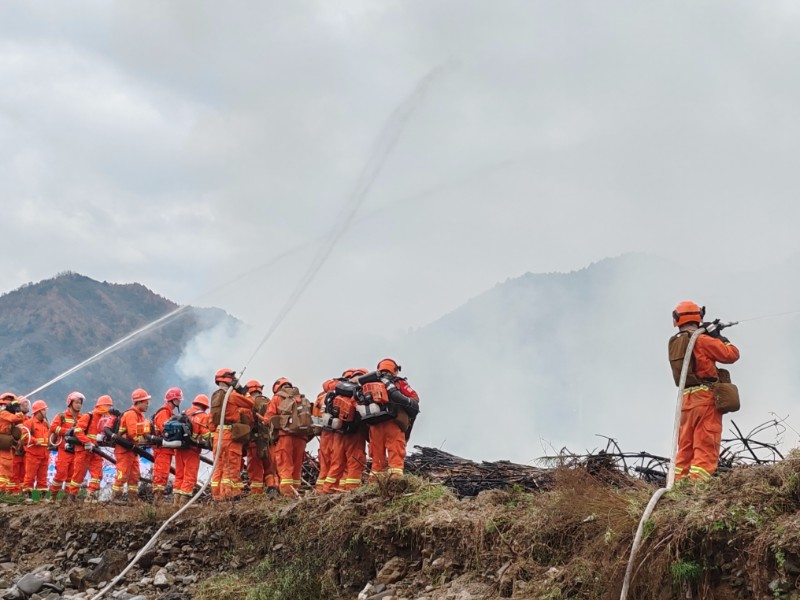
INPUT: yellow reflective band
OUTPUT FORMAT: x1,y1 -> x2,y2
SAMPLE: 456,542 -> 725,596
210,482 -> 220,487
388,468 -> 403,474
674,466 -> 684,473
690,465 -> 712,479
279,479 -> 294,485
90,478 -> 100,483
683,385 -> 710,394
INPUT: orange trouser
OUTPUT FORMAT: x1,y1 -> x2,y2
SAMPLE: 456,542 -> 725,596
246,442 -> 270,494
316,430 -> 335,492
50,448 -> 76,493
210,429 -> 244,500
266,445 -> 278,489
0,449 -> 13,492
676,392 -> 722,481
174,448 -> 201,496
324,430 -> 366,492
23,448 -> 49,492
112,448 -> 140,494
69,448 -> 103,495
369,419 -> 406,478
10,452 -> 25,493
274,434 -> 306,497
152,447 -> 174,493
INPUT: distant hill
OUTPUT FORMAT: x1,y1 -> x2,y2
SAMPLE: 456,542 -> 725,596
0,272 -> 240,411
401,253 -> 800,461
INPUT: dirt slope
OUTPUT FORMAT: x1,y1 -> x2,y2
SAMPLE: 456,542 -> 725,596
2,458 -> 800,600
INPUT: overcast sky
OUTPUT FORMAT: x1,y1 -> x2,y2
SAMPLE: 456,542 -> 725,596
3,2 -> 800,457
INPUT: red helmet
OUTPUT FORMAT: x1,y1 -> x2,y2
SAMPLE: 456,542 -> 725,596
215,368 -> 237,385
31,400 -> 48,414
377,358 -> 401,375
165,387 -> 183,403
96,395 -> 113,409
131,388 -> 151,404
272,378 -> 292,394
246,380 -> 264,394
673,301 -> 706,327
67,391 -> 85,408
192,394 -> 210,410
0,393 -> 15,406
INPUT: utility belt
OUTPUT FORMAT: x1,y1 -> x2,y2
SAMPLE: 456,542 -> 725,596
682,369 -> 740,414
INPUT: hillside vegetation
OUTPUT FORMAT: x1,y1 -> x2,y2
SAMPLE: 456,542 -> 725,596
2,459 -> 800,599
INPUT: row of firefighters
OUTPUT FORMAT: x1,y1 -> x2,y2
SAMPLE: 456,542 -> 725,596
0,357 -> 420,502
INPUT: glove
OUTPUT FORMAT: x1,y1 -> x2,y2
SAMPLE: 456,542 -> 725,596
5,404 -> 19,414
84,443 -> 95,452
719,335 -> 730,344
235,384 -> 248,395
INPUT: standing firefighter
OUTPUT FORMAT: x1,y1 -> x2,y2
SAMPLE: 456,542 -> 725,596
173,394 -> 212,504
669,301 -> 740,481
313,379 -> 337,493
111,388 -> 153,501
244,380 -> 271,495
151,387 -> 183,501
49,391 -> 84,497
69,395 -> 115,502
9,397 -> 30,494
0,393 -> 23,493
266,378 -> 313,497
209,368 -> 254,501
21,400 -> 50,499
364,358 -> 420,480
324,369 -> 369,493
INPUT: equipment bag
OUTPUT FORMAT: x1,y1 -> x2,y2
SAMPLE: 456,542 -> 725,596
210,389 -> 226,427
0,434 -> 13,451
668,332 -> 704,387
270,387 -> 314,435
333,396 -> 357,423
361,382 -> 389,405
162,415 -> 192,447
713,369 -> 740,414
231,422 -> 251,443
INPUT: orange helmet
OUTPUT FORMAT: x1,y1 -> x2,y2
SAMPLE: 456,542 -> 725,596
322,379 -> 338,393
131,388 -> 151,404
165,387 -> 183,403
272,378 -> 292,394
192,394 -> 210,410
96,395 -> 113,409
0,393 -> 15,406
246,380 -> 264,394
672,301 -> 705,327
352,368 -> 368,376
67,391 -> 85,407
377,358 -> 401,375
31,400 -> 48,414
215,368 -> 237,385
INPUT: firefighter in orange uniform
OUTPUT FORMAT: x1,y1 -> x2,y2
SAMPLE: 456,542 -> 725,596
173,394 -> 212,504
244,380 -> 270,495
151,387 -> 183,501
669,301 -> 740,481
112,388 -> 152,501
265,378 -> 308,497
49,391 -> 84,496
22,400 -> 50,499
324,369 -> 369,493
9,397 -> 30,494
69,395 -> 114,502
366,358 -> 420,479
0,393 -> 22,493
209,369 -> 255,501
313,379 -> 337,493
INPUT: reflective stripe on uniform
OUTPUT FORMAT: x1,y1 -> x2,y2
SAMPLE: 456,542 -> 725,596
683,385 -> 710,394
690,465 -> 712,480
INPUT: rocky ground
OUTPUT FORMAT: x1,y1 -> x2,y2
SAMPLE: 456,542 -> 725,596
2,457 -> 800,600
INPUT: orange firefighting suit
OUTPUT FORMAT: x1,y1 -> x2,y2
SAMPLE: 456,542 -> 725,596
113,407 -> 151,497
0,411 -> 24,493
245,394 -> 270,494
210,389 -> 254,500
313,389 -> 333,492
22,416 -> 50,493
325,428 -> 367,492
674,333 -> 740,480
265,393 -> 308,497
174,407 -> 211,497
49,410 -> 79,494
368,377 -> 419,479
69,410 -> 107,496
151,404 -> 176,495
